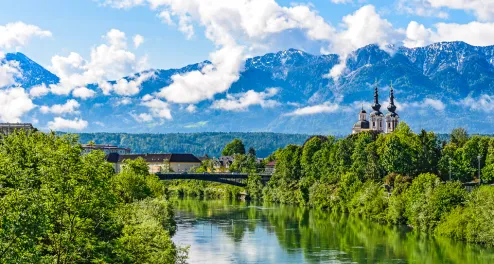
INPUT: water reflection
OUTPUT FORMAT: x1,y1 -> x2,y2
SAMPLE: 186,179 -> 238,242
172,199 -> 494,264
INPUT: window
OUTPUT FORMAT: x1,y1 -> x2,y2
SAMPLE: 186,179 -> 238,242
373,122 -> 375,127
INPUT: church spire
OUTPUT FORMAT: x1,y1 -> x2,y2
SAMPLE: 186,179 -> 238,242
371,79 -> 381,112
387,81 -> 396,113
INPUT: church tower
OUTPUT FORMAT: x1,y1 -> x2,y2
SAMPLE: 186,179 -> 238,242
385,82 -> 399,133
352,106 -> 370,134
369,83 -> 384,133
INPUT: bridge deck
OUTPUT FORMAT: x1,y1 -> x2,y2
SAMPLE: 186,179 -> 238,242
156,173 -> 272,187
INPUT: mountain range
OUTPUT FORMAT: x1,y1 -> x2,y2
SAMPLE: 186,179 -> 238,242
6,41 -> 494,134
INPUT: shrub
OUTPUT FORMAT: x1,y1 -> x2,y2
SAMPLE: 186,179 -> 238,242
436,186 -> 494,245
348,181 -> 388,221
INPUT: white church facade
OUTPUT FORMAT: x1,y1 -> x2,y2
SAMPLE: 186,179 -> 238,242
352,83 -> 399,134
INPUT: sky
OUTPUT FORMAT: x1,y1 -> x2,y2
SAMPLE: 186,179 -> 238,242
1,0 -> 494,130
0,0 -> 486,70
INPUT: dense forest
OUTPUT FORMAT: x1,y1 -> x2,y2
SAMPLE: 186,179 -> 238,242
75,132 -> 311,158
169,124 -> 494,246
0,131 -> 186,263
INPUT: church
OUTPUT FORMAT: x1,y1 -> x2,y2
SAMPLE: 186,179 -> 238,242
352,83 -> 399,134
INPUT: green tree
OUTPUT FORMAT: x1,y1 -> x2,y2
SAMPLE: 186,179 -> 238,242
222,139 -> 246,156
350,133 -> 373,180
248,147 -> 256,157
451,127 -> 469,147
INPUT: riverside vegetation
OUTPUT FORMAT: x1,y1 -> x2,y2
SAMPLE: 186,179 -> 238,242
167,123 -> 494,247
0,131 -> 186,263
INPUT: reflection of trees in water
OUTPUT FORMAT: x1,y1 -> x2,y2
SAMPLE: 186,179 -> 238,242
174,199 -> 494,264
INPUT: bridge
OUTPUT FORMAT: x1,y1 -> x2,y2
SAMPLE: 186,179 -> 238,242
156,172 -> 273,187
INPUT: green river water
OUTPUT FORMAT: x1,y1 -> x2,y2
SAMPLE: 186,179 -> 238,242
171,198 -> 494,264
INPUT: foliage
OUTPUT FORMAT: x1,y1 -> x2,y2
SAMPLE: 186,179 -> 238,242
0,131 -> 181,263
451,127 -> 469,147
437,186 -> 494,245
76,132 -> 310,158
222,138 -> 246,156
246,174 -> 264,200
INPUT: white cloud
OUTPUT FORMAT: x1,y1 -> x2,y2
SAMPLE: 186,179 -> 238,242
29,84 -> 50,98
105,0 -> 336,105
94,121 -> 105,127
131,112 -> 153,122
0,87 -> 35,122
0,22 -> 52,49
186,104 -> 197,113
142,98 -> 172,120
461,95 -> 494,112
116,97 -> 132,106
133,34 -> 144,48
211,88 -> 279,111
141,94 -> 154,101
286,102 -> 340,116
404,21 -> 494,48
72,87 -> 96,99
100,71 -> 154,96
48,29 -> 147,95
40,99 -> 80,115
331,0 -> 353,4
47,117 -> 88,131
397,0 -> 449,19
327,5 -> 402,79
0,55 -> 20,87
427,0 -> 494,21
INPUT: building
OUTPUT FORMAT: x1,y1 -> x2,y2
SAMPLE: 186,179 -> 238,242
82,144 -> 131,155
108,153 -> 201,174
265,160 -> 276,174
0,123 -> 34,135
213,156 -> 235,171
352,82 -> 399,134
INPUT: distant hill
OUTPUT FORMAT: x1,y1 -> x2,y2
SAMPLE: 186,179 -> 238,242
8,41 -> 494,134
75,132 -> 312,158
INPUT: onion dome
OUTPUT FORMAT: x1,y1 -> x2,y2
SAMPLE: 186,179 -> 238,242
387,82 -> 397,113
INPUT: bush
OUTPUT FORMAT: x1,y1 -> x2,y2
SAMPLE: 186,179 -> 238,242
436,186 -> 494,245
349,181 -> 388,221
405,173 -> 466,232
308,182 -> 339,210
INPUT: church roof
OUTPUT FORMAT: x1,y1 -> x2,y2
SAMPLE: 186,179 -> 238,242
353,120 -> 370,129
370,111 -> 384,117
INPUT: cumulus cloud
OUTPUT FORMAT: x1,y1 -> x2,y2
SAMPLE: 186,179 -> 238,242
427,0 -> 494,21
142,98 -> 172,120
461,95 -> 494,112
47,117 -> 88,131
104,0 -> 336,105
0,87 -> 36,122
100,71 -> 154,96
286,102 -> 340,116
133,34 -> 144,48
131,112 -> 153,122
211,88 -> 279,111
29,84 -> 50,98
327,5 -> 402,79
72,87 -> 97,99
40,99 -> 80,115
404,21 -> 494,48
48,29 -> 147,95
397,0 -> 449,19
185,104 -> 197,113
0,55 -> 20,87
116,97 -> 132,106
0,22 -> 52,49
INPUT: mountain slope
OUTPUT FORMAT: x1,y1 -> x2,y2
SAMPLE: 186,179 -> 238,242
6,41 -> 494,134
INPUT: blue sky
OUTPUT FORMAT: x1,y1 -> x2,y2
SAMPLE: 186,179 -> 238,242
1,0 -> 494,131
0,0 -> 481,70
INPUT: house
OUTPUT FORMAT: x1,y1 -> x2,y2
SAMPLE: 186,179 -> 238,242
265,160 -> 276,174
82,144 -> 131,155
0,123 -> 34,135
213,156 -> 235,171
108,153 -> 201,174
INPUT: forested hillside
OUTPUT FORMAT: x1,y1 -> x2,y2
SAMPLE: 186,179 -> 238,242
76,132 -> 311,157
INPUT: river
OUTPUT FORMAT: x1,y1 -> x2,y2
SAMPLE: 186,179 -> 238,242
171,198 -> 494,264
